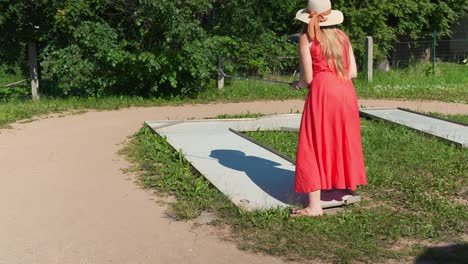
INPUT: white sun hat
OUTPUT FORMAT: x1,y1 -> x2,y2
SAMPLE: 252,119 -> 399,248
295,0 -> 344,26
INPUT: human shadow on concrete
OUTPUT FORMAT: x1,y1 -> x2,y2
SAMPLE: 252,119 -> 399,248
210,149 -> 358,207
210,149 -> 306,205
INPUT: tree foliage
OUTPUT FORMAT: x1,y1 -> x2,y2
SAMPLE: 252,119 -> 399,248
334,0 -> 468,60
0,0 -> 466,97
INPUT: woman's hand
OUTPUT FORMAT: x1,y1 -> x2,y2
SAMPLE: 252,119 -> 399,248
290,80 -> 308,90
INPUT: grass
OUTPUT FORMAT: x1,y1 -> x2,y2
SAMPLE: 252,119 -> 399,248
199,62 -> 468,103
353,63 -> 468,102
0,62 -> 466,128
429,112 -> 468,124
121,116 -> 467,263
195,79 -> 307,102
0,97 -> 171,128
207,112 -> 266,119
0,66 -> 29,101
120,127 -> 232,220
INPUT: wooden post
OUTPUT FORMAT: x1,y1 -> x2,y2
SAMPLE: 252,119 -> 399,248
217,59 -> 224,89
28,42 -> 40,101
432,30 -> 436,78
365,36 -> 373,82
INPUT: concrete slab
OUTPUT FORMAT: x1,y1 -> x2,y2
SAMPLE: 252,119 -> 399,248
360,108 -> 468,148
146,114 -> 360,211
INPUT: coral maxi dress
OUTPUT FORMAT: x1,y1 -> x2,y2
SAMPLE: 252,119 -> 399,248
295,33 -> 367,193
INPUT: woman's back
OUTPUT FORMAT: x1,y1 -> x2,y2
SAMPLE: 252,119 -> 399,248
310,29 -> 350,78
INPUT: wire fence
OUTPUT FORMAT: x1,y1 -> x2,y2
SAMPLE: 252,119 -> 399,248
218,32 -> 467,87
386,38 -> 468,70
218,55 -> 299,88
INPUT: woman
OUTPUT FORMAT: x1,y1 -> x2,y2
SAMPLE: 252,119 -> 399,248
290,0 -> 367,217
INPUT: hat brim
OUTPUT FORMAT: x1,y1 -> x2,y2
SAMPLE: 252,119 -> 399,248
295,9 -> 343,26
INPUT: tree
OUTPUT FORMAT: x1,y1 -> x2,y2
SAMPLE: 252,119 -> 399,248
333,0 -> 468,61
0,0 -> 466,98
0,1 -> 54,64
0,0 -> 55,99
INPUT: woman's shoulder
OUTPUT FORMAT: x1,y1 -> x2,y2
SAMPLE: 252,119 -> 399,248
299,33 -> 310,48
299,33 -> 310,43
299,33 -> 314,48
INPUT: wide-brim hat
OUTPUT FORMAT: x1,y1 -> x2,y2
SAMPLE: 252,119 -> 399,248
295,0 -> 344,26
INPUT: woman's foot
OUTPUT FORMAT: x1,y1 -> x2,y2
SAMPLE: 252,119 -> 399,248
290,207 -> 323,217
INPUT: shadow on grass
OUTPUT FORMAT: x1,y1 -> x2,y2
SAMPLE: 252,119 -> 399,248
414,243 -> 468,264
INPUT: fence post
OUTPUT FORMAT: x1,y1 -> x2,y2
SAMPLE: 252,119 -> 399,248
432,30 -> 437,78
217,58 -> 224,89
365,36 -> 373,82
28,42 -> 40,101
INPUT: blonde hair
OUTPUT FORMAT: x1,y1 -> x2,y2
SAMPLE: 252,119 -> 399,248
302,25 -> 350,79
320,27 -> 349,79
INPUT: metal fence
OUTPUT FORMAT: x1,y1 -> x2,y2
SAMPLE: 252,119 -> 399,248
219,31 -> 468,87
217,56 -> 299,88
388,37 -> 468,69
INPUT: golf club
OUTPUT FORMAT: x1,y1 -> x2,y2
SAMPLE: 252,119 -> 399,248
218,68 -> 293,86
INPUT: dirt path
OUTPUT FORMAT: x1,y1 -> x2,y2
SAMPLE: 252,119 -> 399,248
0,99 -> 466,264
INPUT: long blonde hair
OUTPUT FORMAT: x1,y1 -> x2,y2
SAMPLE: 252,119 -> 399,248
303,25 -> 350,79
321,27 -> 349,79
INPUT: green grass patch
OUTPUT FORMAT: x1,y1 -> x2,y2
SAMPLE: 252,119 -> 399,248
353,63 -> 468,102
207,112 -> 266,119
196,79 -> 307,102
0,62 -> 466,129
122,117 -> 467,263
0,96 -> 172,128
428,112 -> 468,124
197,62 -> 468,103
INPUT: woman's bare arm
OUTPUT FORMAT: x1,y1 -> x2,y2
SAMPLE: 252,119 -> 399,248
291,34 -> 313,89
299,34 -> 313,86
348,43 -> 357,79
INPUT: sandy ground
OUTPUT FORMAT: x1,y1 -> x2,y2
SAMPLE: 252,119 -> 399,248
0,99 -> 466,264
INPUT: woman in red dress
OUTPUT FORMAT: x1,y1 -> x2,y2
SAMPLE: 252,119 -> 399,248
290,0 -> 367,217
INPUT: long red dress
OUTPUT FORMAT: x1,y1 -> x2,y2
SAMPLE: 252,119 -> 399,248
295,32 -> 367,193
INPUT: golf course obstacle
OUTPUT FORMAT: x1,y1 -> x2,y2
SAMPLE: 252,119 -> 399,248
360,108 -> 467,148
146,109 -> 465,211
146,114 -> 360,211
